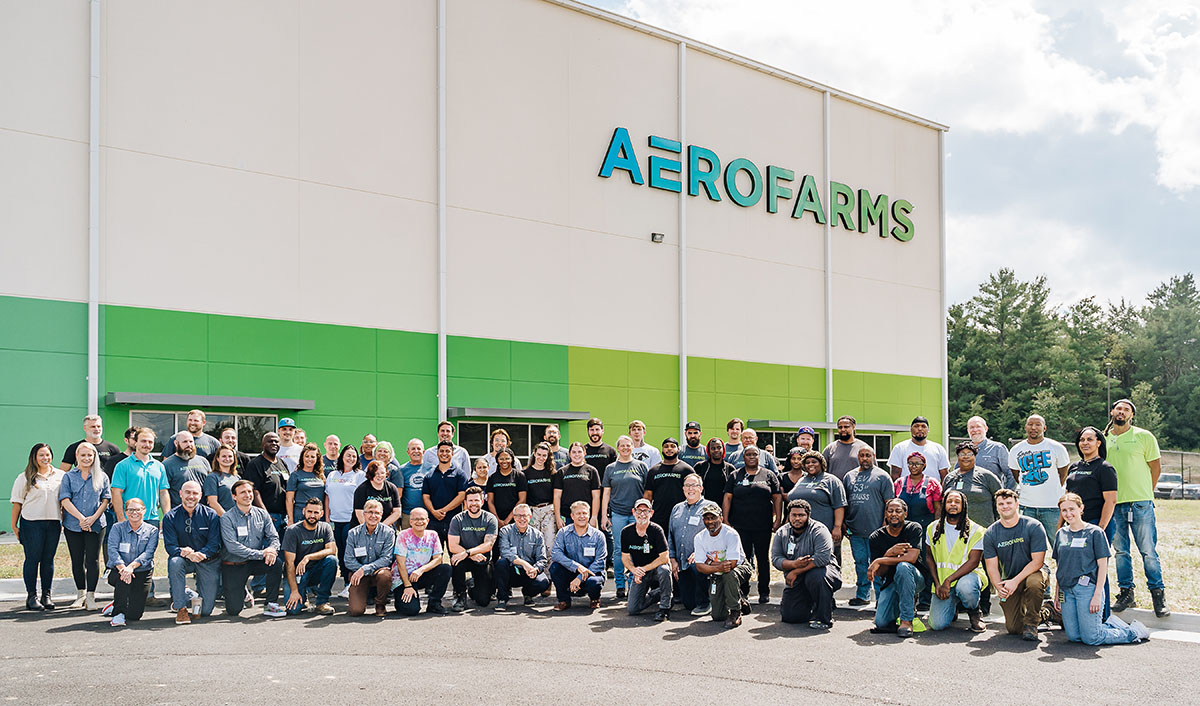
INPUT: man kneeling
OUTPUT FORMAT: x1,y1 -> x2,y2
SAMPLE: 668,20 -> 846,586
282,498 -> 338,615
220,479 -> 284,617
344,500 -> 397,617
693,502 -> 752,629
550,501 -> 607,610
621,498 -> 672,622
772,499 -> 841,629
495,503 -> 551,610
924,489 -> 987,633
393,508 -> 452,615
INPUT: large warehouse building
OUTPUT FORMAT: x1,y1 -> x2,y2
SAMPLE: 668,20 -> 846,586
1,0 -> 947,499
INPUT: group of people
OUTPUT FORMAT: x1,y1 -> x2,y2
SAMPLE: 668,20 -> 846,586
10,400 -> 1168,646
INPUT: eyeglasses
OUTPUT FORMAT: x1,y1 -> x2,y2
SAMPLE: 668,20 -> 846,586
184,517 -> 193,534
127,508 -> 145,514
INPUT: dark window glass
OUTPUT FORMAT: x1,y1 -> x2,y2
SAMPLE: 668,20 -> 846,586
459,422 -> 488,458
130,412 -> 173,456
238,415 -> 276,454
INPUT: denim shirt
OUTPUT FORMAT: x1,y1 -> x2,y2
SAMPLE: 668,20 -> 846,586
220,505 -> 279,562
972,438 -> 1015,489
163,504 -> 222,560
667,498 -> 707,567
58,469 -> 111,534
552,525 -> 607,574
344,522 -> 397,573
498,523 -> 547,571
106,521 -> 159,571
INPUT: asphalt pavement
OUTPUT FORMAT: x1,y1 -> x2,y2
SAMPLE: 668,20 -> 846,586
1,585 -> 1196,705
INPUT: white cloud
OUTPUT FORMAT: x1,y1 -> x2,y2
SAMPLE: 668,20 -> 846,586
945,209 -> 1165,307
611,0 -> 1200,192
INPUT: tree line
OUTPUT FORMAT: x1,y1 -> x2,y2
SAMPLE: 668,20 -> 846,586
948,269 -> 1200,451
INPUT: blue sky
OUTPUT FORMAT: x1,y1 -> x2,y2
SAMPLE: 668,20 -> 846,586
587,0 -> 1200,307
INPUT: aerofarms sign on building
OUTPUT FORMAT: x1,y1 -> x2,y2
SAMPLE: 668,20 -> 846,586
598,127 -> 916,242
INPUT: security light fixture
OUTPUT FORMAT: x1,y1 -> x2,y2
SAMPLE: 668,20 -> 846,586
650,232 -> 665,243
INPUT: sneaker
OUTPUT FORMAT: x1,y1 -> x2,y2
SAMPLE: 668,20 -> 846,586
1129,620 -> 1151,642
110,613 -> 126,627
263,603 -> 287,618
314,603 -> 335,615
495,600 -> 509,612
848,597 -> 870,607
426,602 -> 448,615
449,595 -> 466,613
691,604 -> 711,617
84,593 -> 97,611
101,602 -> 114,617
523,596 -> 536,607
337,587 -> 351,600
654,609 -> 669,623
1022,625 -> 1039,641
809,620 -> 832,630
176,607 -> 191,625
615,587 -> 626,601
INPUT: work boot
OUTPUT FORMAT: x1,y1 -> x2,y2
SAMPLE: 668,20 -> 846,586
1151,589 -> 1171,618
968,609 -> 986,633
449,594 -> 466,613
1113,587 -> 1136,612
724,609 -> 742,629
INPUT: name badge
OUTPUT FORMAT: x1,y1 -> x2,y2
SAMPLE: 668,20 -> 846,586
354,547 -> 367,557
688,516 -> 701,525
787,542 -> 796,555
1070,537 -> 1087,548
711,581 -> 718,595
237,526 -> 248,537
741,478 -> 750,486
583,546 -> 596,557
1078,575 -> 1091,586
119,542 -> 131,552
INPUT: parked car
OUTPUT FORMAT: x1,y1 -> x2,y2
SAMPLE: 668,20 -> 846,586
1155,473 -> 1184,499
1170,484 -> 1200,500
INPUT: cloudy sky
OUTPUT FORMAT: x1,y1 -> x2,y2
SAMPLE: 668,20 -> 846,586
588,0 -> 1199,307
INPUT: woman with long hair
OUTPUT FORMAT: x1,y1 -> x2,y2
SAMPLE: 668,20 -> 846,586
523,441 -> 558,560
204,444 -> 240,515
11,443 -> 65,611
1065,426 -> 1119,619
59,442 -> 111,610
287,443 -> 327,524
326,444 -> 365,597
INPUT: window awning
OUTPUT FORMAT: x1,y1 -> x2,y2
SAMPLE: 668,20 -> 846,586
447,407 -> 591,421
105,392 -> 315,410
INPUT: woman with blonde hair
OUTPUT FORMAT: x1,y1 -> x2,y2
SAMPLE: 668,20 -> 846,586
11,443 -> 65,611
58,441 -> 111,609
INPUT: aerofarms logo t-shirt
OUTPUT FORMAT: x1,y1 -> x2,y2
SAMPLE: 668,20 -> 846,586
982,515 -> 1049,580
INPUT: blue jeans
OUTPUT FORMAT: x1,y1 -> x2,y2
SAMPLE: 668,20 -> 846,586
1061,581 -> 1139,645
874,562 -> 919,629
849,535 -> 872,601
19,519 -> 60,595
167,556 -> 220,615
1111,501 -> 1164,591
609,512 -> 634,590
929,572 -> 982,630
284,555 -> 338,613
550,563 -> 604,603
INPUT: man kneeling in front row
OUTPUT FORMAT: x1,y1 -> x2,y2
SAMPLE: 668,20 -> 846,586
550,501 -> 607,610
282,497 -> 338,615
220,479 -> 285,617
693,502 -> 752,628
495,503 -> 551,610
621,498 -> 672,622
772,499 -> 841,630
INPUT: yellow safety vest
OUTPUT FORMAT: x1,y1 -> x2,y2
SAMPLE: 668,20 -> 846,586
926,520 -> 989,589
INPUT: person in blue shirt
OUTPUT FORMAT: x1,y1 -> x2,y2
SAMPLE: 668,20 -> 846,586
58,442 -> 111,611
110,427 -> 170,604
550,501 -> 607,611
423,441 -> 468,546
397,439 -> 427,527
163,480 -> 222,624
105,498 -> 160,627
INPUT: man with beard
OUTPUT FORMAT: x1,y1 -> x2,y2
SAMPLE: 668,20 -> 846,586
163,410 -> 221,461
793,427 -> 817,453
696,438 -> 735,505
583,418 -> 618,476
494,504 -> 550,610
725,419 -> 744,458
924,489 -> 987,633
822,416 -> 872,482
243,432 -> 289,538
772,499 -> 841,629
448,487 -> 499,611
162,432 -> 211,508
887,416 -> 950,482
643,438 -> 694,530
965,416 -> 1015,489
544,424 -> 569,469
868,499 -> 923,637
621,498 -> 672,622
281,498 -> 338,616
679,422 -> 706,467
842,446 -> 895,606
1106,399 -> 1169,617
693,502 -> 751,629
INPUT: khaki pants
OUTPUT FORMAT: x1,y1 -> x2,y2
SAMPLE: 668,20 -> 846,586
999,570 -> 1047,634
348,568 -> 393,615
531,505 -> 557,561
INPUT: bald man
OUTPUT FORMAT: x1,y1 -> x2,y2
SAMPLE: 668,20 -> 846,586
163,480 -> 222,623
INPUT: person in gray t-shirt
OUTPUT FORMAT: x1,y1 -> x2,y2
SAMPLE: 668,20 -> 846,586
447,488 -> 499,610
982,489 -> 1049,639
821,417 -> 872,481
841,447 -> 895,604
162,433 -> 211,507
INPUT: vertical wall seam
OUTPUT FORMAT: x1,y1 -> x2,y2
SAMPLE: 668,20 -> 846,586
823,91 -> 833,424
436,0 -> 448,423
87,0 -> 101,416
678,40 -> 687,432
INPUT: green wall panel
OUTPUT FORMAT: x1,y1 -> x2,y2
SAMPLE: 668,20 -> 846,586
207,362 -> 298,399
448,335 -> 510,380
0,350 -> 87,407
511,341 -> 568,384
568,347 -> 628,387
298,322 -> 377,371
0,295 -> 86,353
105,306 -> 207,360
511,381 -> 568,411
378,373 -> 438,418
303,369 -> 377,417
377,330 -> 437,374
107,356 -> 209,395
685,356 -> 715,393
208,314 -> 299,366
447,377 -> 510,408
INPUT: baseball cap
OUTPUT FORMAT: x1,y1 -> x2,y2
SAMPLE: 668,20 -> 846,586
700,502 -> 722,517
662,437 -> 679,446
795,426 -> 816,438
684,421 -> 701,431
633,498 -> 652,511
278,418 -> 296,429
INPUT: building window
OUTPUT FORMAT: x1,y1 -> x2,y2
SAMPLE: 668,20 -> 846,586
128,411 -> 278,456
857,433 -> 893,471
458,421 -> 550,465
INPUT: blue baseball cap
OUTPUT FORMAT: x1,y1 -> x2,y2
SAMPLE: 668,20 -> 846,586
795,426 -> 816,439
278,418 -> 296,428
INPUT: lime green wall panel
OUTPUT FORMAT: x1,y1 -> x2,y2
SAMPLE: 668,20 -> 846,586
377,330 -> 437,374
788,366 -> 825,398
685,356 -> 715,392
378,373 -> 437,418
628,352 -> 678,391
299,322 -> 377,371
832,369 -> 864,401
568,347 -> 628,387
208,315 -> 299,366
511,342 -> 568,383
788,398 -> 826,420
105,306 -> 207,360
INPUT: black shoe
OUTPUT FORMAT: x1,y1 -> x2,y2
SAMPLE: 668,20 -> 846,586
494,600 -> 509,612
1022,626 -> 1040,642
449,594 -> 466,613
39,593 -> 55,611
848,597 -> 870,607
523,596 -> 536,607
26,593 -> 43,611
426,602 -> 447,615
724,610 -> 742,629
740,598 -> 752,615
1151,588 -> 1171,618
758,594 -> 770,605
1113,587 -> 1135,612
654,609 -> 669,623
615,588 -> 626,601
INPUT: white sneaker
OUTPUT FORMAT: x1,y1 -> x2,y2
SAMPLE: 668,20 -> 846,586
101,602 -> 114,617
337,587 -> 351,599
1129,620 -> 1151,642
69,592 -> 87,609
84,593 -> 97,611
110,613 -> 126,627
691,604 -> 712,617
263,602 -> 286,618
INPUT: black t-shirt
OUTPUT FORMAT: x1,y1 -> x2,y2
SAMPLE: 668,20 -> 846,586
101,451 -> 129,480
523,464 -> 556,507
779,471 -> 805,494
281,521 -> 335,562
645,461 -> 693,528
584,443 -> 617,477
234,451 -> 253,475
352,480 -> 401,527
868,521 -> 924,588
486,469 -> 527,520
620,521 -> 668,568
696,460 -> 734,505
723,469 -> 781,532
63,439 -> 122,473
554,463 -> 601,515
245,455 -> 290,515
1065,458 -> 1119,524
